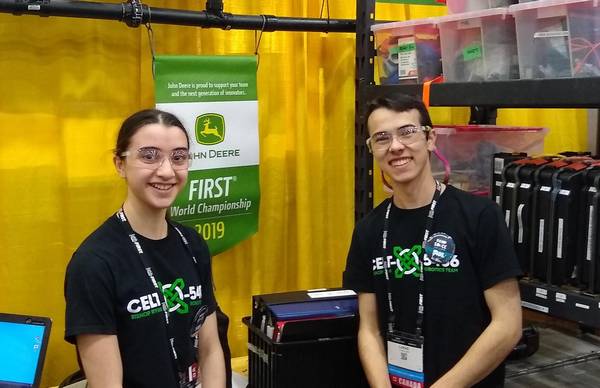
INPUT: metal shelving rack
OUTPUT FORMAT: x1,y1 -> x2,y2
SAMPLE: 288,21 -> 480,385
520,280 -> 600,328
354,0 -> 600,328
368,79 -> 600,108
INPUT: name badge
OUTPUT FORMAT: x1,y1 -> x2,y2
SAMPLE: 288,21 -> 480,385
179,362 -> 198,388
387,330 -> 424,388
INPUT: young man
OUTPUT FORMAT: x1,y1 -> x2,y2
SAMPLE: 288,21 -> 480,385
343,94 -> 522,388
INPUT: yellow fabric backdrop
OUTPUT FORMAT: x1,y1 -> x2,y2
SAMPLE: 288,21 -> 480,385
0,1 -> 587,386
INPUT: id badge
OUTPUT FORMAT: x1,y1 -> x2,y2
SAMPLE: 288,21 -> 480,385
387,331 -> 425,388
178,362 -> 198,388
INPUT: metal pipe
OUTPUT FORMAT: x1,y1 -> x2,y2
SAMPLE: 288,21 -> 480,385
0,0 -> 356,32
205,0 -> 223,17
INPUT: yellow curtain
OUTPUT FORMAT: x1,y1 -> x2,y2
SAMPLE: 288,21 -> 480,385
0,1 -> 588,386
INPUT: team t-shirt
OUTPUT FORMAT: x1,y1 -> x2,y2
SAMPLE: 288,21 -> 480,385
344,185 -> 522,387
65,215 -> 216,388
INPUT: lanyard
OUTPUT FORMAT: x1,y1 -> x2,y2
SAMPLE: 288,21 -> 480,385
115,208 -> 198,371
381,181 -> 441,336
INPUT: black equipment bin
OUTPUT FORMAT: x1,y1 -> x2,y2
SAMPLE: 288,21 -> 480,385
530,159 -> 571,281
243,317 -> 368,388
502,157 -> 553,274
578,163 -> 600,292
492,152 -> 527,205
549,161 -> 588,286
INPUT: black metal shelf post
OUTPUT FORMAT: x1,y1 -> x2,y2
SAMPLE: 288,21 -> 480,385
354,0 -> 376,222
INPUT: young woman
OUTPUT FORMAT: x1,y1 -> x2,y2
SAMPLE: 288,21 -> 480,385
65,109 -> 225,388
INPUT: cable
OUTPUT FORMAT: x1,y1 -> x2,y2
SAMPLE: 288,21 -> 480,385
145,7 -> 155,79
319,0 -> 330,32
254,14 -> 266,69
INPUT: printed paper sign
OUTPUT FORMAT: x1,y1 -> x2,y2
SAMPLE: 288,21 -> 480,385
155,55 -> 260,255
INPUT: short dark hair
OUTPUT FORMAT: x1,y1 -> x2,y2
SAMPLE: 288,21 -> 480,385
115,109 -> 189,157
366,93 -> 432,127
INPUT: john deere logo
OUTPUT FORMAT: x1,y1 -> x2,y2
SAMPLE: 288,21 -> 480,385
195,114 -> 225,145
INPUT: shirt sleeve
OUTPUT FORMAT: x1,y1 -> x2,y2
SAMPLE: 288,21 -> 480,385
64,250 -> 118,343
343,226 -> 375,293
474,202 -> 523,290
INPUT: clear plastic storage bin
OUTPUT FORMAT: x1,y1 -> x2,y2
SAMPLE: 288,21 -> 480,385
438,8 -> 519,82
447,0 -> 516,14
371,18 -> 442,85
432,125 -> 548,195
510,0 -> 600,79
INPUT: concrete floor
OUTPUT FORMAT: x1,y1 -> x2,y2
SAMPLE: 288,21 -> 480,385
506,327 -> 600,387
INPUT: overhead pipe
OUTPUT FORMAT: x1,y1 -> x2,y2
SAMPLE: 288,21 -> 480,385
0,0 -> 356,32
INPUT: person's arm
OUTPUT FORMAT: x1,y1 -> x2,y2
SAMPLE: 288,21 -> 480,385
77,334 -> 123,388
357,293 -> 392,388
197,311 -> 226,388
431,278 -> 522,388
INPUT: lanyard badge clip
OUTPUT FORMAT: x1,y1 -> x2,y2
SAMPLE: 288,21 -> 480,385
387,330 -> 425,388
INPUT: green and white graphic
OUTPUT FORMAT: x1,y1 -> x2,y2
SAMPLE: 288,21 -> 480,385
155,55 -> 260,255
371,243 -> 461,277
196,113 -> 225,145
393,245 -> 422,279
126,278 -> 204,320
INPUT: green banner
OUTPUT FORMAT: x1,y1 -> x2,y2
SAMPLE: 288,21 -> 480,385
155,55 -> 260,255
155,56 -> 257,103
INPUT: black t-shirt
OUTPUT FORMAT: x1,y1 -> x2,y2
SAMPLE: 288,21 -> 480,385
64,214 -> 216,388
343,185 -> 522,387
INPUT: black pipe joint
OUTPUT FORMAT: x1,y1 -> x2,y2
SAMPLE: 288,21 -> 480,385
122,0 -> 146,27
205,0 -> 223,17
12,0 -> 50,16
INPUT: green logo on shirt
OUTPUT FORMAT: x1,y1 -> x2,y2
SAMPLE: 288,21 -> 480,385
127,278 -> 204,320
160,278 -> 189,314
372,243 -> 461,277
393,245 -> 422,279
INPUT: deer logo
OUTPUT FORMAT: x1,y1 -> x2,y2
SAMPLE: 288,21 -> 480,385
195,113 -> 225,145
200,118 -> 223,140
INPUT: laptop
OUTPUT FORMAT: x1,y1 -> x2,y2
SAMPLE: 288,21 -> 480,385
0,313 -> 52,388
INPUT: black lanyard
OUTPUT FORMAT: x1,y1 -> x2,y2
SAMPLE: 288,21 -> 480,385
116,208 -> 198,371
381,181 -> 441,336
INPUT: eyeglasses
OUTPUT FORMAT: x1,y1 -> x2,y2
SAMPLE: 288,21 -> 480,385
366,125 -> 431,153
120,147 -> 191,170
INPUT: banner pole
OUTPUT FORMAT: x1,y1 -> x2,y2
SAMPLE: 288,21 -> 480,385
0,0 -> 356,33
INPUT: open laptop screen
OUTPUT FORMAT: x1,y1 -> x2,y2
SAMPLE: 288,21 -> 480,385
0,314 -> 51,388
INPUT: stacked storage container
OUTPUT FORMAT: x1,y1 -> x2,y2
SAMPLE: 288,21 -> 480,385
373,0 -> 600,83
447,0 -> 517,13
371,18 -> 443,85
437,7 -> 519,81
432,125 -> 547,195
510,0 -> 600,79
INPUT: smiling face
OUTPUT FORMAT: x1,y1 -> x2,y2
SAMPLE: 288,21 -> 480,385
367,107 -> 436,190
115,123 -> 189,215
